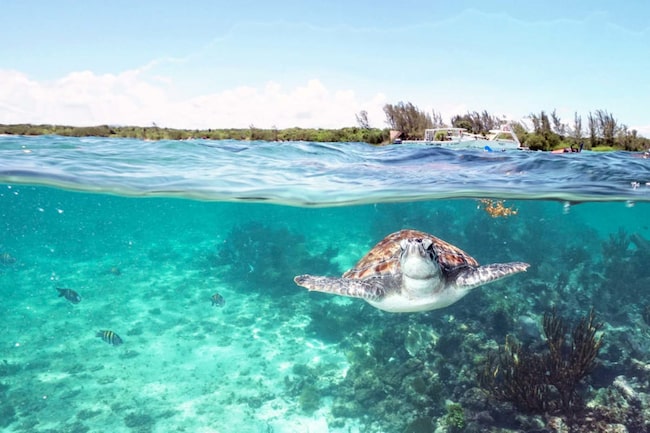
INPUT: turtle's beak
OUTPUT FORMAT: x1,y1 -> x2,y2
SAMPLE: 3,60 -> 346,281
400,238 -> 431,257
408,240 -> 426,257
400,239 -> 438,279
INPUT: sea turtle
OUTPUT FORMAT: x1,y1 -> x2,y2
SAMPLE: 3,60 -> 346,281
294,229 -> 529,313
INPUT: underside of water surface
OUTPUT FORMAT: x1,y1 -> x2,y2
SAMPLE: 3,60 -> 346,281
1,184 -> 650,432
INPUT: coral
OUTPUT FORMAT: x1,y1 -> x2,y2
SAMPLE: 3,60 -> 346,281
210,221 -> 338,294
602,228 -> 631,261
643,304 -> 650,327
306,301 -> 360,343
0,401 -> 16,428
600,229 -> 636,296
76,409 -> 102,420
298,385 -> 321,413
478,308 -> 603,415
402,416 -> 435,433
559,244 -> 591,268
0,360 -> 22,376
62,421 -> 90,433
489,305 -> 516,339
329,316 -> 454,432
444,402 -> 466,431
284,363 -> 331,415
595,229 -> 650,320
123,412 -> 156,432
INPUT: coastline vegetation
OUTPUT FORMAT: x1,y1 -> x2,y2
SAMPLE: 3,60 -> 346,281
383,102 -> 650,151
0,123 -> 389,145
2,102 -> 648,151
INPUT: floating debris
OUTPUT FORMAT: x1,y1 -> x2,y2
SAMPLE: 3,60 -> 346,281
96,330 -> 123,346
477,199 -> 518,218
56,287 -> 81,304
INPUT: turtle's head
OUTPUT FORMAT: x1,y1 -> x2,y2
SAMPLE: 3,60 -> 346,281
399,238 -> 440,280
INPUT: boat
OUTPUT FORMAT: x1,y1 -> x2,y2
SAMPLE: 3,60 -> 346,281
399,123 -> 523,151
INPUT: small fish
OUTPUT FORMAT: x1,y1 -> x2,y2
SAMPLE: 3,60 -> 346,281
96,330 -> 123,346
210,292 -> 226,307
56,287 -> 81,304
1,252 -> 17,265
109,266 -> 121,276
0,253 -> 16,266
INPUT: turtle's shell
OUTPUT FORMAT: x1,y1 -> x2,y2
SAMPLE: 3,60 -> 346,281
342,229 -> 478,280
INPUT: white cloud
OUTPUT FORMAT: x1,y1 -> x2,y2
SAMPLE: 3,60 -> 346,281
0,69 -> 387,130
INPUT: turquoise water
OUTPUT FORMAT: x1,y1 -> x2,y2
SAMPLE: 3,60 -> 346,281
1,136 -> 650,432
2,135 -> 650,204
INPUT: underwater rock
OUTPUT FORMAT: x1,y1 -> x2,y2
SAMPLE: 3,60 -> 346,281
0,398 -> 16,428
613,375 -> 639,403
458,387 -> 518,429
298,385 -> 320,413
630,233 -> 650,252
123,412 -> 156,430
402,416 -> 435,433
641,304 -> 650,326
404,324 -> 438,357
515,314 -> 541,343
583,375 -> 650,432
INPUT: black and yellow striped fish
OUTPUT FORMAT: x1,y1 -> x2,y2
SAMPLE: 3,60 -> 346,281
96,330 -> 123,346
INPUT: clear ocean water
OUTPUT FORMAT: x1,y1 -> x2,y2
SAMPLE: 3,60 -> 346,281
1,135 -> 650,432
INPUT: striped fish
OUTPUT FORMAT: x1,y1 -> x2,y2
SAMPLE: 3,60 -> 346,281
96,330 -> 123,346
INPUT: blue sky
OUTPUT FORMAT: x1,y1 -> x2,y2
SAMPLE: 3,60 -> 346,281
1,1 -> 649,134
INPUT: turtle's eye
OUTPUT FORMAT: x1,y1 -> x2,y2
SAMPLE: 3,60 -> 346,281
426,245 -> 436,260
418,239 -> 436,260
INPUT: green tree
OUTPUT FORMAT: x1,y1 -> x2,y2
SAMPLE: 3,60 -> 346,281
431,109 -> 446,128
571,112 -> 583,145
550,109 -> 566,137
588,111 -> 598,148
451,110 -> 500,135
528,110 -> 561,150
383,101 -> 433,139
355,110 -> 370,129
524,133 -> 546,151
596,109 -> 617,147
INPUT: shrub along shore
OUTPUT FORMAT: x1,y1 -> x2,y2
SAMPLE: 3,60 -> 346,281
2,119 -> 648,151
0,124 -> 389,145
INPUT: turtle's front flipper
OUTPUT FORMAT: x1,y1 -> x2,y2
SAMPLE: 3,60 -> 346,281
455,262 -> 529,289
294,275 -> 384,301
